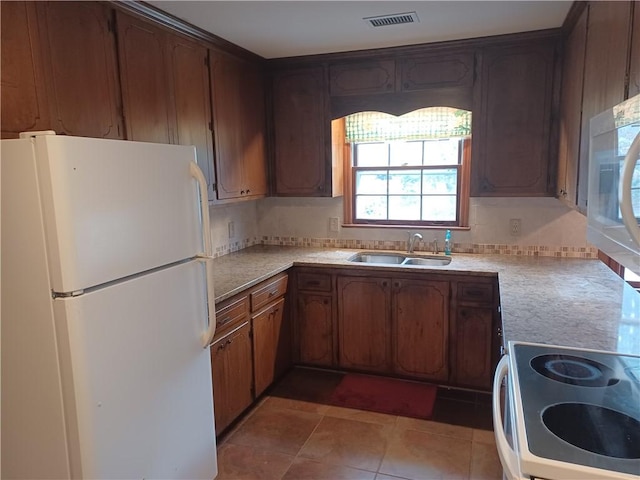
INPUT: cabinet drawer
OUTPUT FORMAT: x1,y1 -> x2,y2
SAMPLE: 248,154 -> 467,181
458,283 -> 493,305
297,271 -> 331,292
251,274 -> 288,312
216,295 -> 249,331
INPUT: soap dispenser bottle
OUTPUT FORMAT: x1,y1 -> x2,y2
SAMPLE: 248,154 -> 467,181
444,229 -> 452,256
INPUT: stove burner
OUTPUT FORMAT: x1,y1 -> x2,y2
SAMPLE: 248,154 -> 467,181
542,403 -> 640,459
530,354 -> 618,387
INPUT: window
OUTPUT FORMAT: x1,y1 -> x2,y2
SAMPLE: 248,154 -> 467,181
344,108 -> 472,227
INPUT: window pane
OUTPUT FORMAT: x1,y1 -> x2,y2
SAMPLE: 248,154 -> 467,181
390,141 -> 423,166
423,169 -> 458,194
356,195 -> 387,219
389,170 -> 421,195
355,170 -> 388,194
424,139 -> 460,166
355,143 -> 388,167
389,195 -> 421,220
422,195 -> 457,221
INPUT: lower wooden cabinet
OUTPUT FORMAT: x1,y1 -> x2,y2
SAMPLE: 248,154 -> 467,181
252,297 -> 287,397
453,306 -> 494,389
337,276 -> 391,372
296,293 -> 334,366
210,322 -> 253,435
392,279 -> 450,381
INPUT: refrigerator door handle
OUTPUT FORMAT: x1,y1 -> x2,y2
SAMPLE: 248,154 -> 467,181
190,161 -> 213,257
619,131 -> 640,248
198,256 -> 217,347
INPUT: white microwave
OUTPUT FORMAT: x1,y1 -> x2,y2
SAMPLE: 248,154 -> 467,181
588,93 -> 640,276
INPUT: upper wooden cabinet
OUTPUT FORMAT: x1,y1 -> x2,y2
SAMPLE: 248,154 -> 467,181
1,2 -> 50,138
1,1 -> 123,139
329,60 -> 395,96
575,1 -> 633,211
630,4 -> 640,98
116,12 -> 216,200
272,66 -> 343,196
399,52 -> 474,92
116,12 -> 174,144
37,2 -> 123,139
557,7 -> 588,204
472,38 -> 558,196
210,50 -> 268,200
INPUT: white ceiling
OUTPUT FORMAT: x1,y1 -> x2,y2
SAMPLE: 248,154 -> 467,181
148,1 -> 573,59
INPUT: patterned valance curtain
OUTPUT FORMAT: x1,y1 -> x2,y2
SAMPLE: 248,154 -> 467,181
345,107 -> 472,143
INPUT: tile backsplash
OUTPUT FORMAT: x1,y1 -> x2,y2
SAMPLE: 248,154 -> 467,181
208,196 -> 598,259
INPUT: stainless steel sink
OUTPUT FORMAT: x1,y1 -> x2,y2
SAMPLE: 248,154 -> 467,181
402,256 -> 452,266
347,252 -> 406,264
347,252 -> 452,267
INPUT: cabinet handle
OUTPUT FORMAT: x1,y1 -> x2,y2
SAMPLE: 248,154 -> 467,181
268,290 -> 278,297
240,190 -> 245,195
394,282 -> 400,288
217,343 -> 226,351
382,281 -> 388,287
226,338 -> 233,345
323,299 -> 329,305
246,189 -> 251,194
273,308 -> 280,314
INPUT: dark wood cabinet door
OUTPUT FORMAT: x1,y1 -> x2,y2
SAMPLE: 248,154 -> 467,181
329,60 -> 395,96
37,2 -> 123,139
576,1 -> 633,210
210,323 -> 253,435
337,276 -> 390,373
273,67 -> 329,196
453,307 -> 494,390
400,52 -> 474,91
240,60 -> 268,198
211,51 -> 268,200
557,8 -> 588,204
472,39 -> 557,196
167,36 -> 216,200
252,297 -> 285,397
116,12 -> 173,144
392,279 -> 449,381
296,293 -> 334,366
630,4 -> 640,98
1,1 -> 50,138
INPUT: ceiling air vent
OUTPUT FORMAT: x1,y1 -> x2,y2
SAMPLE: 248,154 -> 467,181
364,12 -> 419,28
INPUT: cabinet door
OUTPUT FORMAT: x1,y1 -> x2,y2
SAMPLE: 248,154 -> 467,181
400,52 -> 474,91
296,293 -> 334,367
210,323 -> 253,435
116,12 -> 173,143
252,297 -> 285,397
37,2 -> 123,139
211,51 -> 268,200
576,1 -> 633,210
453,307 -> 494,390
630,4 -> 640,98
557,8 -> 588,204
1,1 -> 50,138
167,36 -> 216,200
392,279 -> 449,381
337,276 -> 390,373
472,39 -> 557,196
273,67 -> 329,196
329,60 -> 395,96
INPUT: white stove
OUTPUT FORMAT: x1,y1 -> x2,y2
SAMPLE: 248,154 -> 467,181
493,341 -> 640,480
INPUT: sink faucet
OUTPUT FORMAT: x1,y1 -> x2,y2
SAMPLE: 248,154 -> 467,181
407,232 -> 423,253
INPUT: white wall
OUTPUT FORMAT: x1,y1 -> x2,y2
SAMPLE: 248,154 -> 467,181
209,195 -> 591,254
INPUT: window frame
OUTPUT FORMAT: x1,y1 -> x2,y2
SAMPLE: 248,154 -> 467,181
343,137 -> 472,228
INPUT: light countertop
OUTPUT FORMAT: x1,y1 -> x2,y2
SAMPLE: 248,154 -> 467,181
211,245 -> 640,355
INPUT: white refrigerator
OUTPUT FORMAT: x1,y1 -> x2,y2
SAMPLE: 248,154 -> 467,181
1,132 -> 218,479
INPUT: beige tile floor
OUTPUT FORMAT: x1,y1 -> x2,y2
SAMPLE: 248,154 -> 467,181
216,393 -> 503,480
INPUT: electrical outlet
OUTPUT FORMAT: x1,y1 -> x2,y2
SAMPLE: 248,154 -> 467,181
329,217 -> 340,232
228,221 -> 235,239
510,218 -> 521,236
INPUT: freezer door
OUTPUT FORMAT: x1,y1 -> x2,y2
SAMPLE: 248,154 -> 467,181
33,135 -> 206,293
53,260 -> 217,479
